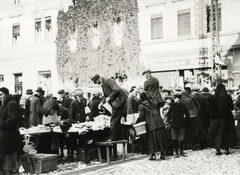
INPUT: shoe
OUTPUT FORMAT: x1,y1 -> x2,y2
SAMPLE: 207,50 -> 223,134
160,155 -> 165,160
148,156 -> 156,161
174,154 -> 179,158
58,153 -> 64,158
180,152 -> 188,157
215,150 -> 222,156
192,146 -> 196,151
225,151 -> 230,155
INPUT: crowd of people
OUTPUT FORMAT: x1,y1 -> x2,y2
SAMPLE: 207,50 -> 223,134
0,69 -> 239,174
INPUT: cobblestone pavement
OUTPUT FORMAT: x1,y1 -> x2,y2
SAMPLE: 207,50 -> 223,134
80,148 -> 240,175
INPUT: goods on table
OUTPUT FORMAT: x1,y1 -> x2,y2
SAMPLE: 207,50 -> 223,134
19,125 -> 51,135
92,115 -> 111,130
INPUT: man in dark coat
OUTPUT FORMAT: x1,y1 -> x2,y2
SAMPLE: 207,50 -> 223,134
167,93 -> 190,158
88,92 -> 102,121
192,87 -> 211,149
143,69 -> 164,111
127,86 -> 139,115
29,87 -> 44,127
91,74 -> 128,141
70,89 -> 87,123
0,87 -> 21,174
58,89 -> 73,110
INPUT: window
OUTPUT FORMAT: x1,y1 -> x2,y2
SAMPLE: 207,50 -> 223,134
92,23 -> 99,48
35,19 -> 42,42
113,17 -> 123,47
151,14 -> 163,40
178,9 -> 191,36
206,3 -> 222,33
14,0 -> 20,4
13,24 -> 20,46
45,17 -> 52,41
15,73 -> 22,94
38,71 -> 51,95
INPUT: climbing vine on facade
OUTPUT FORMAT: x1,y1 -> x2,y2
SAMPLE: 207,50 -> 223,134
56,0 -> 142,86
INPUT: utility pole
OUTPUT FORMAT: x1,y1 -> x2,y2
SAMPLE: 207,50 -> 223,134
211,0 -> 222,85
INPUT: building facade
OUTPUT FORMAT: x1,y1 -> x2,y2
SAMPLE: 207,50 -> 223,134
0,0 -> 72,95
0,0 -> 240,95
138,0 -> 240,89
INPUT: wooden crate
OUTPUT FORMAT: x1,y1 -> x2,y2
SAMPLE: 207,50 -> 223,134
30,154 -> 58,173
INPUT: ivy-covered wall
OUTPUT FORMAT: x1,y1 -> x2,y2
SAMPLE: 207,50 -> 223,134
56,0 -> 142,86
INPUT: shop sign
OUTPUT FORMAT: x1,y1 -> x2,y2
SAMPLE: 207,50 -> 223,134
149,57 -> 211,70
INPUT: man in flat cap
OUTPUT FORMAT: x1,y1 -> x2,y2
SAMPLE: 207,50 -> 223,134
58,89 -> 73,110
142,69 -> 164,112
91,74 -> 129,141
192,87 -> 211,149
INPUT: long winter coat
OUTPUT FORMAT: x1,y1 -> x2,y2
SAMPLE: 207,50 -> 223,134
0,95 -> 21,153
70,98 -> 87,123
143,75 -> 164,104
101,77 -> 128,108
137,100 -> 165,131
193,93 -> 211,121
29,94 -> 42,127
126,94 -> 139,114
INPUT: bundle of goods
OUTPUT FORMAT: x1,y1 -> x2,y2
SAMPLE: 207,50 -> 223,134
92,115 -> 111,130
19,125 -> 51,135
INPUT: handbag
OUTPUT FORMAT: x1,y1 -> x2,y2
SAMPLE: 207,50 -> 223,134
133,121 -> 147,136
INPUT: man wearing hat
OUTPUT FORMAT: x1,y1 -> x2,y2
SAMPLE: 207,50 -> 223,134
58,89 -> 73,110
91,74 -> 129,141
69,89 -> 88,123
29,87 -> 44,127
23,89 -> 34,128
142,69 -> 164,111
192,87 -> 211,149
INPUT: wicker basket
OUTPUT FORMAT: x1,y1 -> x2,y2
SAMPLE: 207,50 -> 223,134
133,121 -> 147,136
30,154 -> 58,173
232,111 -> 240,120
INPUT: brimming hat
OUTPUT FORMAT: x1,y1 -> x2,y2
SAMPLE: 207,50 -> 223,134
58,89 -> 65,94
142,69 -> 151,76
91,74 -> 100,83
0,87 -> 9,95
36,87 -> 44,92
26,89 -> 33,95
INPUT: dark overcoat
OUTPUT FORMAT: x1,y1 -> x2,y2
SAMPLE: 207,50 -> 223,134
126,94 -> 139,114
101,77 -> 128,108
0,95 -> 21,153
193,93 -> 211,121
70,98 -> 87,123
143,75 -> 164,104
29,94 -> 42,127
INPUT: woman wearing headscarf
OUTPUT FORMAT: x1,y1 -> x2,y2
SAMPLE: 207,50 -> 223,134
0,87 -> 21,175
207,83 -> 237,155
181,89 -> 206,150
136,91 -> 169,160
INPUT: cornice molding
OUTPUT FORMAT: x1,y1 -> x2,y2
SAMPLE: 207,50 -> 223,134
146,0 -> 167,8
